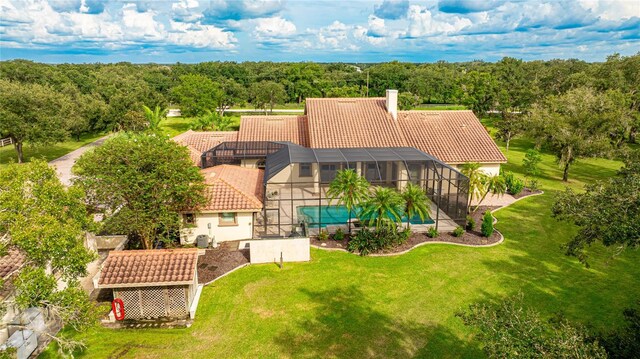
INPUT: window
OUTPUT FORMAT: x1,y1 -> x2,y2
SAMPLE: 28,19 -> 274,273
299,163 -> 312,177
408,164 -> 421,184
218,212 -> 237,226
184,213 -> 195,225
320,164 -> 338,182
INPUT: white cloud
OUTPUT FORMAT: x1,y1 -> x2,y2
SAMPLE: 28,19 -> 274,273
311,21 -> 359,51
577,0 -> 640,21
0,0 -> 235,50
405,5 -> 472,37
253,16 -> 296,38
168,20 -> 236,48
171,0 -> 203,23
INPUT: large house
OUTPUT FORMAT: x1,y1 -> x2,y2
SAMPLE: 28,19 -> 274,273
174,90 -> 506,244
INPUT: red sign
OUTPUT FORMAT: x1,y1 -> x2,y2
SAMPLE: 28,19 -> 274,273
112,298 -> 125,321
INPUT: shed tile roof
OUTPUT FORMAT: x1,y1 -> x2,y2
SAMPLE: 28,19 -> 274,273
397,111 -> 507,164
238,115 -> 309,147
98,249 -> 198,288
200,165 -> 263,212
305,98 -> 408,149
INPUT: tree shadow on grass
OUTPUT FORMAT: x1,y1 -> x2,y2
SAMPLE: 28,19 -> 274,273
274,286 -> 480,358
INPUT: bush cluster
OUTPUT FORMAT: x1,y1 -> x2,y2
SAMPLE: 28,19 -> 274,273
317,230 -> 329,241
347,227 -> 410,256
502,171 -> 525,196
426,227 -> 439,238
481,211 -> 494,237
466,215 -> 476,231
333,227 -> 345,241
453,226 -> 465,237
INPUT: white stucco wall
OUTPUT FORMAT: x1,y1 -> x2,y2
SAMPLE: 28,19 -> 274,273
180,211 -> 255,244
453,163 -> 501,177
245,238 -> 310,264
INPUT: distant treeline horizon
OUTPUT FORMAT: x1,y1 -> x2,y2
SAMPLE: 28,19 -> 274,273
1,52 -> 638,160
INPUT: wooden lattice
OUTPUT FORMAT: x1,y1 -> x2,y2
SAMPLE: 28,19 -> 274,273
167,287 -> 188,317
141,287 -> 166,319
115,285 -> 189,319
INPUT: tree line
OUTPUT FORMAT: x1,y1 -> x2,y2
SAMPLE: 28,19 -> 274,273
1,53 -> 638,165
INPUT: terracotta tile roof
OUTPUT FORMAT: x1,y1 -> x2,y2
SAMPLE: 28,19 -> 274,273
305,98 -> 408,148
172,131 -> 239,167
238,115 -> 309,146
398,110 -> 507,164
200,165 -> 263,212
98,248 -> 198,288
0,249 -> 24,280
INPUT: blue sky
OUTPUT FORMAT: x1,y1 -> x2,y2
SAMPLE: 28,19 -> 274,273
0,0 -> 639,63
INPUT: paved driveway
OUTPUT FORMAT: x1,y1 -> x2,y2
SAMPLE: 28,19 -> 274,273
49,135 -> 110,186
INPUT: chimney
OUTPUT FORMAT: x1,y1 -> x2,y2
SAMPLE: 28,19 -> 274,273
385,89 -> 398,120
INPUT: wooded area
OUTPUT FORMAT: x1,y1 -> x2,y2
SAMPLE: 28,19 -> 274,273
0,53 -> 638,164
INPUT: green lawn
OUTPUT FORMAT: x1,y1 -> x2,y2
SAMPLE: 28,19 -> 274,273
42,132 -> 640,358
0,133 -> 106,168
159,116 -> 193,138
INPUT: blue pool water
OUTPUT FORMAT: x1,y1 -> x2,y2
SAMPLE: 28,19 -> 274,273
297,205 -> 434,227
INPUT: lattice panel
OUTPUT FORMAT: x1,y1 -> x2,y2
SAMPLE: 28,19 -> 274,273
116,288 -> 143,319
167,287 -> 188,316
140,287 -> 166,319
115,286 -> 189,320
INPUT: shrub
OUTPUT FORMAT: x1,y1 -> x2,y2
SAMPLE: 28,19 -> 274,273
503,171 -> 525,196
453,226 -> 465,237
466,215 -> 476,231
528,179 -> 540,191
333,228 -> 345,241
508,178 -> 525,195
481,211 -> 494,237
347,227 -> 408,256
427,227 -> 439,238
317,230 -> 329,241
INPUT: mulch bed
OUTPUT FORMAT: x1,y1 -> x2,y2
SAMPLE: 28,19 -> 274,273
513,188 -> 543,199
197,242 -> 250,284
310,205 -> 506,255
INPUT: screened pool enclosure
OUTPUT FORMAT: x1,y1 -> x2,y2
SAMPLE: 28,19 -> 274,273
201,142 -> 470,238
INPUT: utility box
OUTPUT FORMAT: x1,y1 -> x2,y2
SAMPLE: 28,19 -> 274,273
196,235 -> 209,248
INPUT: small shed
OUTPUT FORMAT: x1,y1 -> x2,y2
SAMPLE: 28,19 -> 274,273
97,249 -> 199,320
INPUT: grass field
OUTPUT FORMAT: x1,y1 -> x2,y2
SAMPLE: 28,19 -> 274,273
0,117 -> 196,168
0,133 -> 106,168
41,127 -> 640,358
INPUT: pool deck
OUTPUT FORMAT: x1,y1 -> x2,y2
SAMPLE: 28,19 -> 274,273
262,185 -> 459,237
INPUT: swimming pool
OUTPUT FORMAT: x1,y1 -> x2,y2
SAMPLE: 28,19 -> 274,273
297,205 -> 434,227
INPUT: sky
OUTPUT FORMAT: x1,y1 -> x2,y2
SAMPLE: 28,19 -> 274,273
0,0 -> 639,63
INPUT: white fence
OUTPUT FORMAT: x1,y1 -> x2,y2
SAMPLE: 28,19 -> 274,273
243,238 -> 310,264
0,137 -> 13,147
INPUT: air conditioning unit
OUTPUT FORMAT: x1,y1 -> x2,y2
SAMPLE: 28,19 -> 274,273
196,235 -> 209,248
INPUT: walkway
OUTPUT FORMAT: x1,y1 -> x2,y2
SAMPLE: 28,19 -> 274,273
49,135 -> 110,186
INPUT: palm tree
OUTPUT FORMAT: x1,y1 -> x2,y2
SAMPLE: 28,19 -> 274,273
401,183 -> 431,229
460,162 -> 488,209
142,105 -> 167,131
326,169 -> 370,233
472,175 -> 506,212
360,186 -> 405,230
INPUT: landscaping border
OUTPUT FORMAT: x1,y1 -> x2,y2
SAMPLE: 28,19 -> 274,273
310,190 -> 545,257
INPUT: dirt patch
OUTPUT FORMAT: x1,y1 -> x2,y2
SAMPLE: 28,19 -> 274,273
197,242 -> 250,284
